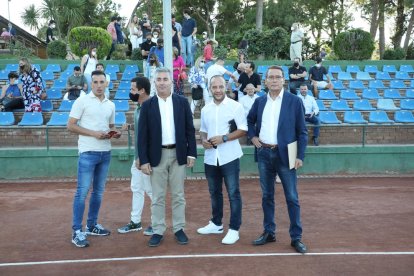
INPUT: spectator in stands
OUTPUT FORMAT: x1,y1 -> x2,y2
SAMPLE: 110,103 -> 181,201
118,76 -> 153,236
139,12 -> 152,38
64,66 -> 87,101
247,65 -> 308,254
320,47 -> 327,60
201,31 -> 208,45
309,56 -> 333,99
148,38 -> 164,65
198,75 -> 247,245
0,72 -> 23,112
1,28 -> 11,41
181,9 -> 197,67
237,61 -> 261,101
206,58 -> 238,96
203,39 -> 217,71
227,62 -> 245,101
145,53 -> 163,97
189,56 -> 208,114
172,25 -> 182,56
140,33 -> 156,74
290,23 -> 304,61
7,23 -> 16,45
138,67 -> 196,247
106,16 -> 118,60
151,30 -> 160,44
68,70 -> 121,248
46,20 -> 57,44
19,57 -> 45,112
172,14 -> 182,33
237,40 -> 249,64
288,57 -> 308,95
298,83 -> 320,146
115,16 -> 125,44
172,46 -> 186,96
129,15 -> 142,50
95,63 -> 111,99
239,83 -> 258,117
80,47 -> 98,92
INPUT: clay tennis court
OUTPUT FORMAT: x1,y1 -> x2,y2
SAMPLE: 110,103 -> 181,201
0,176 -> 413,275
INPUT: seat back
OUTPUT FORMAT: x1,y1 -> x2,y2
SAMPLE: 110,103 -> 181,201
400,99 -> 414,110
383,89 -> 403,99
353,99 -> 375,111
0,112 -> 15,126
389,80 -> 406,89
319,90 -> 338,100
356,72 -> 372,81
346,65 -> 361,73
399,65 -> 414,73
316,100 -> 327,111
382,65 -> 397,73
330,99 -> 351,111
58,100 -> 75,112
406,89 -> 414,98
105,64 -> 120,73
319,111 -> 341,124
377,99 -> 399,110
328,65 -> 342,73
5,64 -> 18,72
121,71 -> 136,81
394,71 -> 410,80
124,65 -> 139,73
115,112 -> 126,126
113,100 -> 130,112
331,80 -> 346,89
375,72 -> 392,80
53,79 -> 66,89
47,112 -> 69,126
362,88 -> 381,99
337,72 -> 353,81
46,88 -> 62,100
18,112 -> 43,126
369,111 -> 394,123
114,89 -> 130,100
394,111 -> 414,123
364,65 -> 379,73
344,111 -> 367,124
340,89 -> 360,100
40,100 -> 53,112
368,80 -> 385,89
118,81 -> 131,90
348,81 -> 366,90
46,64 -> 61,72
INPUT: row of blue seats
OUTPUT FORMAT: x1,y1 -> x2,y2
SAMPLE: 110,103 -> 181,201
48,79 -> 134,91
317,99 -> 414,111
0,111 -> 127,126
316,89 -> 414,100
0,64 -> 140,74
319,110 -> 414,124
325,80 -> 414,90
46,88 -> 130,100
32,100 -> 131,112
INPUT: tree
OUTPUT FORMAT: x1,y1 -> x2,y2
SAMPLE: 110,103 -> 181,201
391,0 -> 406,49
256,0 -> 263,31
403,6 -> 414,54
175,0 -> 216,35
21,4 -> 41,31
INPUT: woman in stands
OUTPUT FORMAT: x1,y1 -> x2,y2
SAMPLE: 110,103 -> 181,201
19,58 -> 45,112
172,46 -> 186,96
0,72 -> 24,112
188,56 -> 208,115
129,15 -> 142,50
237,39 -> 249,64
80,47 -> 98,92
146,53 -> 162,97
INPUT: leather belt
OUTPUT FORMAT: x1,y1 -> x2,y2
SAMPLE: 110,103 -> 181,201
291,40 -> 301,44
261,143 -> 278,149
162,144 -> 176,149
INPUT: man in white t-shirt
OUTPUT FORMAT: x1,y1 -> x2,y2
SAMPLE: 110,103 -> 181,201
239,83 -> 259,117
206,58 -> 237,98
67,70 -> 121,248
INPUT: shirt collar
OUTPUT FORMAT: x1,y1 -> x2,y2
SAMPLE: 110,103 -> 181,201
267,88 -> 284,101
214,95 -> 230,106
88,91 -> 108,102
156,93 -> 172,102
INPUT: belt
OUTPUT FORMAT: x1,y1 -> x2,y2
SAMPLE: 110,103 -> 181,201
261,143 -> 278,149
291,40 -> 301,44
161,144 -> 176,149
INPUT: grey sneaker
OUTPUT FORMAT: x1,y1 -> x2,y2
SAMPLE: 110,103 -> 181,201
143,226 -> 153,236
72,230 -> 89,248
117,221 -> 142,234
85,224 -> 111,236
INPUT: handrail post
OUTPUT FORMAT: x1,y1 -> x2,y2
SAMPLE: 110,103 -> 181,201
362,125 -> 366,147
46,126 -> 49,151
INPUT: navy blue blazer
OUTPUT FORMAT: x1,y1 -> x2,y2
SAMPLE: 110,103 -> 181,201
138,94 -> 197,167
247,92 -> 308,167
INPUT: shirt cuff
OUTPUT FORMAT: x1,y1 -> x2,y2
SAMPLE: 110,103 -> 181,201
187,156 -> 196,159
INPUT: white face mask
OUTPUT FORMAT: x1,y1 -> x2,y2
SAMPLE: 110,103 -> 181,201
316,64 -> 321,68
200,62 -> 205,68
153,34 -> 158,38
291,27 -> 294,31
92,51 -> 96,56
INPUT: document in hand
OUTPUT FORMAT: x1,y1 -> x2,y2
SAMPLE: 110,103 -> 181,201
288,141 -> 297,170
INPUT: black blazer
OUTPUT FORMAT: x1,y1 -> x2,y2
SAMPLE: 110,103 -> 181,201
138,94 -> 197,167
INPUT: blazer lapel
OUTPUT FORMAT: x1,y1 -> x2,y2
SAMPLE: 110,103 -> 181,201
153,96 -> 162,128
258,96 -> 266,126
278,93 -> 290,132
172,94 -> 180,134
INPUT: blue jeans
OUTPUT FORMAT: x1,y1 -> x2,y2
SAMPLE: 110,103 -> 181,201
257,147 -> 302,241
305,114 -> 320,138
181,35 -> 193,66
204,159 -> 242,230
72,151 -> 111,231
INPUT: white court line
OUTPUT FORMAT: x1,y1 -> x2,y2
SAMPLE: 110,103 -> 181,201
0,252 -> 413,267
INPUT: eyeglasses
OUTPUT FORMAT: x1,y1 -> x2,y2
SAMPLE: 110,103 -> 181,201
267,76 -> 283,80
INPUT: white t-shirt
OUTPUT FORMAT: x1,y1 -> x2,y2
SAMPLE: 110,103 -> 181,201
206,63 -> 227,89
69,92 -> 115,153
239,94 -> 259,117
83,55 -> 98,75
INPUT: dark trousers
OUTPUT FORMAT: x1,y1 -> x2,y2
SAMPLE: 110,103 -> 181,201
0,97 -> 24,111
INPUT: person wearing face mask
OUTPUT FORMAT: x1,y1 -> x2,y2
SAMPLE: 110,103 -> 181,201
140,33 -> 156,75
172,25 -> 182,56
288,57 -> 309,95
151,31 -> 159,44
189,56 -> 208,114
46,20 -> 57,44
19,57 -> 46,112
237,40 -> 249,64
147,38 -> 165,66
81,47 -> 99,92
145,53 -> 163,97
309,57 -> 333,99
181,9 -> 197,67
290,23 -> 304,62
227,62 -> 245,101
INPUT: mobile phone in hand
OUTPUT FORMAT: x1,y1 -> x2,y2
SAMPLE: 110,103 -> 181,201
108,130 -> 118,138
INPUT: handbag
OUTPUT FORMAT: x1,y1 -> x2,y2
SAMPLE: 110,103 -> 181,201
179,69 -> 188,81
191,86 -> 203,100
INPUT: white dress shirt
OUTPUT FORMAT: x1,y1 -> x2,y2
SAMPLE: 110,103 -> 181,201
298,94 -> 319,115
200,96 -> 248,166
157,94 -> 176,145
239,94 -> 259,117
259,89 -> 284,145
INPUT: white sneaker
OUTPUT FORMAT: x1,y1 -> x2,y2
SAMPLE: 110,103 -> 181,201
222,229 -> 239,245
197,221 -> 223,234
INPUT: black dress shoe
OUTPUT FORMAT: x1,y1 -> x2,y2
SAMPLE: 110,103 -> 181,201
252,232 -> 276,246
291,240 -> 307,253
313,137 -> 319,146
174,229 -> 189,245
148,234 -> 164,247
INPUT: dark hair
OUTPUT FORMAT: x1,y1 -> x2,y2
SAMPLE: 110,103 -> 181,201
73,66 -> 81,71
183,9 -> 191,15
157,38 -> 164,44
265,65 -> 284,79
95,63 -> 104,68
49,20 -> 56,25
246,61 -> 255,71
117,16 -> 122,21
238,39 -> 248,49
315,56 -> 322,63
171,14 -> 176,18
233,61 -> 239,71
149,53 -> 160,67
91,70 -> 106,78
111,16 -> 117,22
8,72 -> 18,79
131,77 -> 151,95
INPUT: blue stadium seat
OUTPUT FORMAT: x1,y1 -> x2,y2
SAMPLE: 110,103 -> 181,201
344,111 -> 367,124
108,81 -> 114,90
105,64 -> 120,73
114,89 -> 130,100
406,89 -> 414,98
400,99 -> 414,110
356,72 -> 372,81
411,80 -> 414,88
0,70 -> 8,80
332,80 -> 346,90
337,72 -> 353,81
0,112 -> 15,126
5,64 -> 18,72
224,65 -> 233,72
118,81 -> 131,90
369,111 -> 394,123
368,80 -> 386,89
41,70 -> 55,81
394,110 -> 414,123
47,112 -> 69,126
115,112 -> 126,126
316,100 -> 328,111
377,99 -> 400,111
340,89 -> 360,100
46,64 -> 61,73
375,71 -> 392,80
330,99 -> 352,111
59,70 -> 72,79
389,80 -> 407,89
383,89 -> 403,99
346,65 -> 361,73
124,65 -> 139,73
65,64 -> 78,72
364,65 -> 379,73
362,88 -> 381,99
399,65 -> 414,73
18,112 -> 43,126
348,80 -> 366,90
33,64 -> 41,71
113,100 -> 130,112
46,88 -> 62,100
121,71 -> 136,81
40,100 -> 53,112
382,65 -> 397,73
319,111 -> 341,124
58,100 -> 74,112
323,72 -> 336,81
106,71 -> 118,82
52,79 -> 66,89
319,90 -> 338,100
395,71 -> 413,80
353,99 -> 375,111
257,65 -> 268,75
328,65 -> 343,74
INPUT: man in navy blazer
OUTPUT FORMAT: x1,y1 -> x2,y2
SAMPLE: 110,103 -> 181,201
247,65 -> 308,253
138,67 -> 197,247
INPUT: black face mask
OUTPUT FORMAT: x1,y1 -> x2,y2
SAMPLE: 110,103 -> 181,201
129,92 -> 139,102
147,38 -> 151,42
237,69 -> 243,74
294,62 -> 299,67
19,65 -> 25,70
158,45 -> 163,49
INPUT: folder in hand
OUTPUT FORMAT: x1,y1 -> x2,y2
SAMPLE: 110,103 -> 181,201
288,141 -> 297,170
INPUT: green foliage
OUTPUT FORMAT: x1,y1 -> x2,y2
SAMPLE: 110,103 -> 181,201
88,0 -> 120,29
10,41 -> 34,58
227,48 -> 238,60
214,45 -> 228,60
68,27 -> 112,58
333,29 -> 375,60
47,40 -> 67,59
111,44 -> 128,60
130,48 -> 143,60
243,27 -> 289,59
135,0 -> 163,25
406,43 -> 414,60
383,47 -> 406,60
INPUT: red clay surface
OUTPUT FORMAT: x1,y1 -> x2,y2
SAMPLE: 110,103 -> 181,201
0,177 -> 413,275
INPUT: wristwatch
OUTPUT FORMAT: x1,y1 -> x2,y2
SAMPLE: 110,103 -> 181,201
222,135 -> 228,143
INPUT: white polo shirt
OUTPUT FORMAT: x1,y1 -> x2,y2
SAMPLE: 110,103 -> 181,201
69,92 -> 115,153
200,96 -> 248,166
